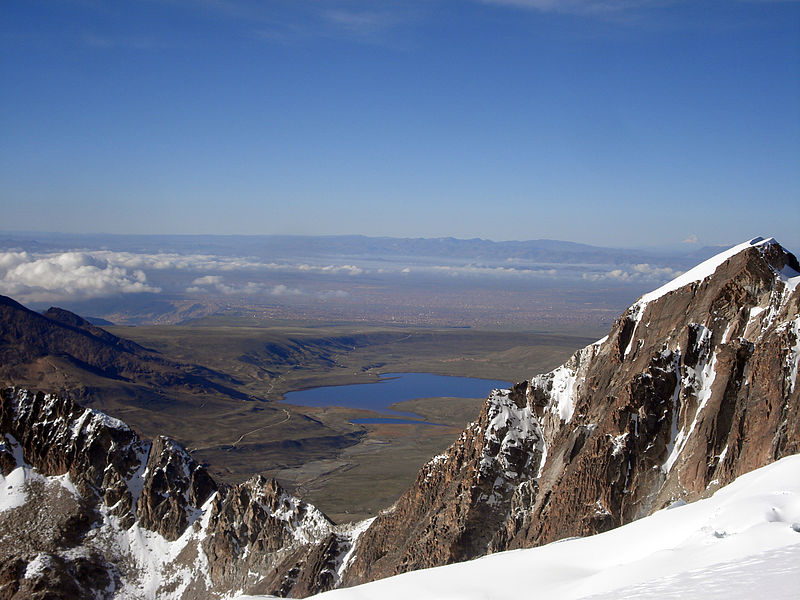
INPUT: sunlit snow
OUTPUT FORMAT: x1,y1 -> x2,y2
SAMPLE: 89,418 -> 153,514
638,237 -> 776,307
235,454 -> 800,600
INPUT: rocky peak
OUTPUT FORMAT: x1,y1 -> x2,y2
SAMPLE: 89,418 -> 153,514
340,238 -> 800,585
136,435 -> 218,539
200,472 -> 340,596
0,388 -> 354,598
1,388 -> 149,525
341,384 -> 549,585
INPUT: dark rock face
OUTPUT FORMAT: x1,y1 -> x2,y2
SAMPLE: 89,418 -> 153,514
136,435 -> 218,540
4,551 -> 112,600
340,239 -> 800,585
41,306 -> 146,353
0,389 -> 217,542
0,389 -> 151,527
343,388 -> 546,585
0,295 -> 243,398
199,475 -> 337,597
0,389 -> 344,599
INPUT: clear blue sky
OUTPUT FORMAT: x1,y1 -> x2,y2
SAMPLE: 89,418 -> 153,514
2,1 -> 799,249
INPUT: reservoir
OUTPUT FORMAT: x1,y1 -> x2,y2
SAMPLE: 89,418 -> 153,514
283,372 -> 509,424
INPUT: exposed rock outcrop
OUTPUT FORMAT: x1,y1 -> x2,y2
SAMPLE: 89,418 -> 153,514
0,388 -> 362,599
341,237 -> 800,585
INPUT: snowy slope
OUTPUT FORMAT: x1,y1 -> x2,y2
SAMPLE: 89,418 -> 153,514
638,237 -> 776,305
238,454 -> 800,600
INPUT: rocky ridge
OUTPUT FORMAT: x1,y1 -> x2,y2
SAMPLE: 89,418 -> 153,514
0,294 -> 246,402
0,388 -> 368,599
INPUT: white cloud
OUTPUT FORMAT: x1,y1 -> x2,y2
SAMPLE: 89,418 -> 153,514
583,263 -> 683,282
192,275 -> 223,285
0,249 -> 371,303
683,234 -> 698,244
185,276 -> 305,297
371,263 -> 563,279
269,284 -> 304,296
67,251 -> 370,277
215,282 -> 260,295
425,264 -> 560,278
0,251 -> 30,271
631,263 -> 680,278
0,251 -> 160,302
93,251 -> 265,271
296,263 -> 364,275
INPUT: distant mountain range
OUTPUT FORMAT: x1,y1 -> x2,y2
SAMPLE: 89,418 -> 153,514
0,231 -> 723,265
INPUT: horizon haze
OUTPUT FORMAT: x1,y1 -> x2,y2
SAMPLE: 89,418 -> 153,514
0,230 -> 782,331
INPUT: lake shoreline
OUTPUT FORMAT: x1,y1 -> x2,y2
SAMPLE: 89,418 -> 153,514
283,372 -> 510,424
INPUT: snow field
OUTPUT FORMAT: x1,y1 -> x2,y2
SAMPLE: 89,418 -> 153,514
268,454 -> 800,600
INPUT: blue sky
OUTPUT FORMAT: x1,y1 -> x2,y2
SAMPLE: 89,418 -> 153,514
2,0 -> 799,249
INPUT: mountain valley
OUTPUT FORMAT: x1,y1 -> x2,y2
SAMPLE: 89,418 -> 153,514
0,294 -> 590,521
1,237 -> 798,598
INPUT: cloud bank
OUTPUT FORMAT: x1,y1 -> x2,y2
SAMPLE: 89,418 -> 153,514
0,245 -> 686,308
0,251 -> 160,303
186,276 -> 305,297
0,248 -> 370,304
582,263 -> 683,282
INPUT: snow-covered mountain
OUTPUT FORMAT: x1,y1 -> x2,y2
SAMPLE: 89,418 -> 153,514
251,453 -> 800,600
1,237 -> 798,598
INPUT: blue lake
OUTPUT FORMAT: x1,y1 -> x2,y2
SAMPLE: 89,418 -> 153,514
283,372 -> 509,424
